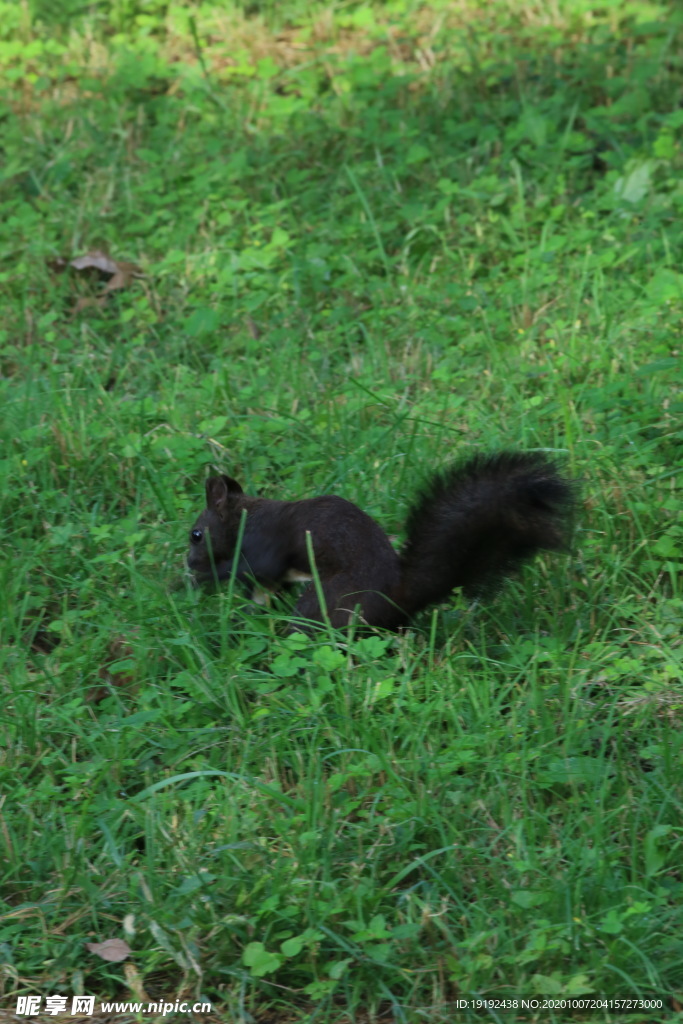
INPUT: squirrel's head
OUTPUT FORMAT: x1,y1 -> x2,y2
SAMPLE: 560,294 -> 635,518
187,475 -> 245,583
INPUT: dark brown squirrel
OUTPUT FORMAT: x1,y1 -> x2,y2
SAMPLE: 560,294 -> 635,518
187,452 -> 576,631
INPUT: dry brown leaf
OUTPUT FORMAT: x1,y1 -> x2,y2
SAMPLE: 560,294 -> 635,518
71,250 -> 142,281
246,316 -> 262,339
66,249 -> 143,314
102,264 -> 140,293
85,938 -> 132,962
47,256 -> 69,274
72,296 -> 107,314
123,961 -> 149,1001
70,250 -> 121,274
88,636 -> 138,703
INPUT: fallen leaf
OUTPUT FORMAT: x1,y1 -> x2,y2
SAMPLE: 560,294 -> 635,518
88,635 -> 138,703
124,961 -> 149,1000
246,316 -> 262,339
65,249 -> 143,314
102,263 -> 140,293
70,250 -> 121,275
47,256 -> 69,274
85,938 -> 132,962
72,296 -> 107,314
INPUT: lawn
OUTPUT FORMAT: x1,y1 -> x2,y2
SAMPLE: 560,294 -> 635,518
1,1 -> 682,1021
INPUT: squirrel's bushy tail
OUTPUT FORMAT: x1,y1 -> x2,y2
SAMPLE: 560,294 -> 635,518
397,452 -> 576,618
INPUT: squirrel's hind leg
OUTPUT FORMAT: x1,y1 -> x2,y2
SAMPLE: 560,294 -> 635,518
292,576 -> 402,633
291,579 -> 352,631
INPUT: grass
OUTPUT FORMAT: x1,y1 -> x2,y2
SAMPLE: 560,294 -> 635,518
1,0 -> 682,1021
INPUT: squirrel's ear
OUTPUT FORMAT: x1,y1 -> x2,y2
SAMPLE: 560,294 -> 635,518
205,475 -> 243,511
220,474 -> 243,495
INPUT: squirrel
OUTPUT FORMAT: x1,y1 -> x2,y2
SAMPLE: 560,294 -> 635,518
187,452 -> 576,631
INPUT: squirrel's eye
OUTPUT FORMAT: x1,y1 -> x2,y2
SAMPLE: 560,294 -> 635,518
190,529 -> 203,544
